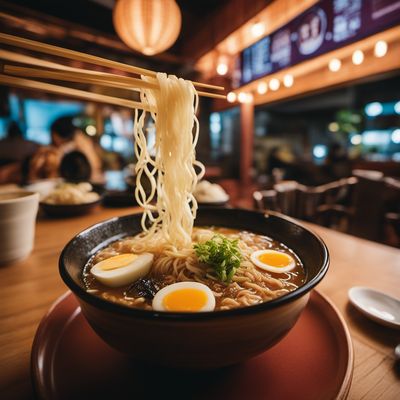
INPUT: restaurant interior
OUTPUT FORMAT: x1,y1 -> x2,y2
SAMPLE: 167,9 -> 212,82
0,1 -> 399,399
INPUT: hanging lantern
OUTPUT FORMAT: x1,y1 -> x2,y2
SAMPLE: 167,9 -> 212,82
113,0 -> 182,56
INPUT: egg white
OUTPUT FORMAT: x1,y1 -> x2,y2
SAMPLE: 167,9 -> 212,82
91,253 -> 153,287
250,249 -> 296,273
152,281 -> 216,312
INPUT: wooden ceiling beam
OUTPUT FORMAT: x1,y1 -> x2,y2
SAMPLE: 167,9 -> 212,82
182,0 -> 272,60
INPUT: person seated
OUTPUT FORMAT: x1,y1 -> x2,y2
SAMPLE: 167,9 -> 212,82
59,151 -> 92,182
0,121 -> 39,166
27,116 -> 103,183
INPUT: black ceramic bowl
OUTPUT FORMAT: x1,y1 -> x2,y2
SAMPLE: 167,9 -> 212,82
59,208 -> 329,368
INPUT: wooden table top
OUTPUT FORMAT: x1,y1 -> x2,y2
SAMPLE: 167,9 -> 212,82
0,206 -> 399,399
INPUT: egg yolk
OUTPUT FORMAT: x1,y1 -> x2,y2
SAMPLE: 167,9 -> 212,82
258,252 -> 291,268
99,254 -> 138,271
163,288 -> 208,312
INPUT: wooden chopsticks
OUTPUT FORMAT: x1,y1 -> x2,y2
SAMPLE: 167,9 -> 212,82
0,32 -> 225,97
2,64 -> 226,100
3,65 -> 157,92
0,74 -> 151,111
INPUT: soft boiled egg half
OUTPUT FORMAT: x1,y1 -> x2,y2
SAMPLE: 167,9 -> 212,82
91,253 -> 153,287
251,249 -> 296,274
152,282 -> 215,312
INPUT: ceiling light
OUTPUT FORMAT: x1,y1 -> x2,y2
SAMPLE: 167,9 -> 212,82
113,0 -> 182,56
238,92 -> 247,103
269,78 -> 280,91
250,22 -> 265,38
246,93 -> 254,103
227,92 -> 237,103
392,129 -> 400,144
374,40 -> 388,57
329,58 -> 341,72
257,82 -> 268,94
352,50 -> 364,65
216,62 -> 228,76
283,74 -> 294,88
238,92 -> 253,103
365,102 -> 383,117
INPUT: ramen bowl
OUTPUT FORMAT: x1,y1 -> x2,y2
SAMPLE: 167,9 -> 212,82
59,208 -> 329,368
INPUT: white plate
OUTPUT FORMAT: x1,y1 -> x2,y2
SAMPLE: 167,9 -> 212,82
348,286 -> 400,330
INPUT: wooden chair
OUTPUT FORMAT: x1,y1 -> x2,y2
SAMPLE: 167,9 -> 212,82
253,177 -> 357,230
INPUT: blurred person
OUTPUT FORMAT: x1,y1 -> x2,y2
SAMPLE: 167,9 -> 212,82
0,121 -> 40,184
28,116 -> 103,182
266,146 -> 299,181
59,150 -> 92,182
0,121 -> 39,165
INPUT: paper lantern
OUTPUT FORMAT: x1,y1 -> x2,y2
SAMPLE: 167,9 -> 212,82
113,0 -> 182,56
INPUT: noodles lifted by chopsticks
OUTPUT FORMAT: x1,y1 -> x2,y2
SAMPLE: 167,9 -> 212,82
133,73 -> 205,249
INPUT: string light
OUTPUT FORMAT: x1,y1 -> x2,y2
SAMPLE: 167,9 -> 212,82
216,62 -> 228,76
238,92 -> 247,103
238,92 -> 253,103
257,82 -> 268,94
269,78 -> 280,91
374,40 -> 388,57
352,50 -> 364,65
250,22 -> 265,38
329,58 -> 341,72
283,74 -> 294,88
227,92 -> 237,103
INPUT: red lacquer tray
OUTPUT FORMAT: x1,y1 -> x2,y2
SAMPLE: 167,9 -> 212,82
31,290 -> 353,400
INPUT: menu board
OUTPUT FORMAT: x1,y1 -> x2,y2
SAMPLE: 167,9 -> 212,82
238,0 -> 400,86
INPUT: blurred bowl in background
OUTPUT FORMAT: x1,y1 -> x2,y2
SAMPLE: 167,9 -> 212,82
40,198 -> 102,218
24,178 -> 64,201
39,182 -> 103,217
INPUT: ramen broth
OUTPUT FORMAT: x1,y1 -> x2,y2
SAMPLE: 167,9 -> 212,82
83,227 -> 306,311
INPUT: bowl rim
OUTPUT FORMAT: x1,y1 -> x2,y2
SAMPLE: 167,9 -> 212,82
59,208 -> 329,321
40,197 -> 102,208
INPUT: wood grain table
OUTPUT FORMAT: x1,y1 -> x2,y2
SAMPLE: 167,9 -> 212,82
0,206 -> 399,399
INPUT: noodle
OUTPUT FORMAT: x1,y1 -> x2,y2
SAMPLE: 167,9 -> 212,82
133,73 -> 204,249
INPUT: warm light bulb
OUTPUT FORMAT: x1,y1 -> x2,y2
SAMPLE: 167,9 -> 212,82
328,122 -> 339,132
216,63 -> 228,76
329,58 -> 341,72
269,78 -> 280,91
374,40 -> 388,58
283,74 -> 294,88
85,125 -> 97,136
227,92 -> 237,103
238,92 -> 252,103
350,134 -> 362,145
246,93 -> 254,103
238,92 -> 247,103
250,22 -> 265,38
257,82 -> 268,94
352,50 -> 364,65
